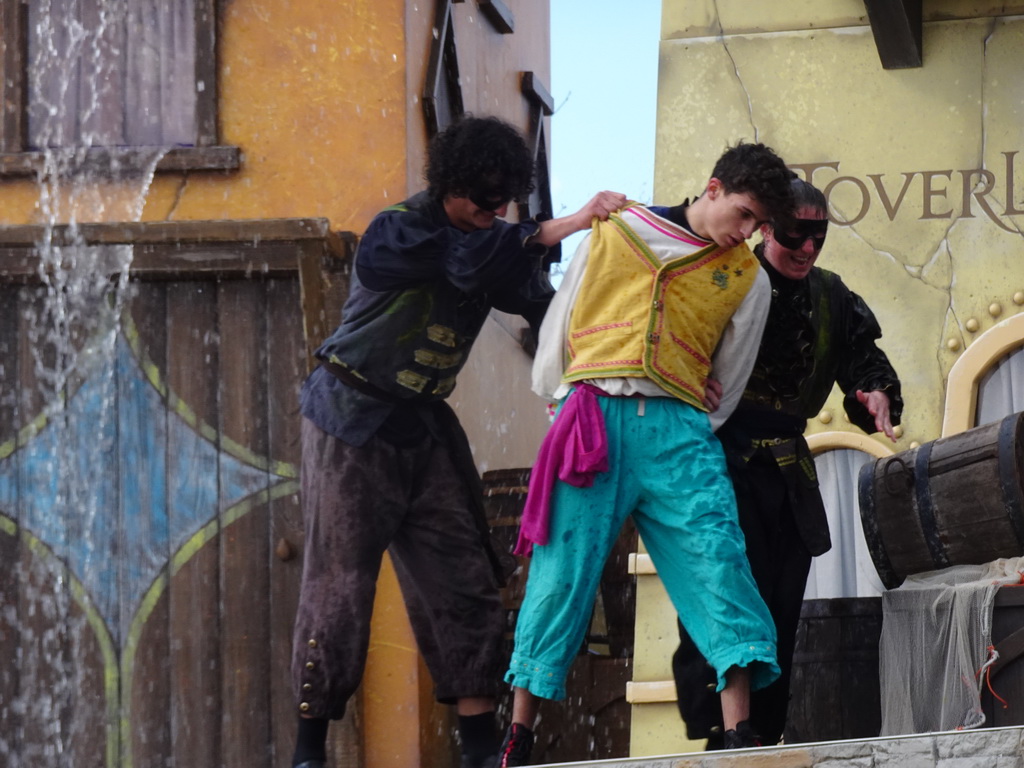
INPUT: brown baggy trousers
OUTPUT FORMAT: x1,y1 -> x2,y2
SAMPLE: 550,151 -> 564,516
291,417 -> 505,720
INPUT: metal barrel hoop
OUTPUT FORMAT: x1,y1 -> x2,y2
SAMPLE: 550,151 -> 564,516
882,455 -> 912,496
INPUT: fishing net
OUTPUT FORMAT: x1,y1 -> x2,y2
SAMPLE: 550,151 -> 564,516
879,557 -> 1024,735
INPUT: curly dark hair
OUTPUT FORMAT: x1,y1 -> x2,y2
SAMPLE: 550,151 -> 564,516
425,115 -> 536,202
710,141 -> 795,224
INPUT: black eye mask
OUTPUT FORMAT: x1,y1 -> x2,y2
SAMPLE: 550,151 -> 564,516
772,218 -> 828,250
468,187 -> 512,211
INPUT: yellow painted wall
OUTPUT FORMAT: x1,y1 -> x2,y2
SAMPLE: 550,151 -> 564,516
0,0 -> 409,233
632,1 -> 1024,756
654,3 -> 1024,450
184,0 -> 407,232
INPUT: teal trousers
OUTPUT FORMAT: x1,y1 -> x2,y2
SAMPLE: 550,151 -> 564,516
506,393 -> 779,700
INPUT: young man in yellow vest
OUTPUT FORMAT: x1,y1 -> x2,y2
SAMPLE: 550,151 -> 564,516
495,142 -> 794,766
672,179 -> 901,748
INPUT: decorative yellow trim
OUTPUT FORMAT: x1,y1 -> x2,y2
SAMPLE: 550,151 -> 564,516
123,478 -> 300,768
0,514 -> 120,768
169,479 -> 300,578
121,314 -> 297,479
0,401 -> 65,461
68,566 -> 121,768
942,313 -> 1024,438
805,431 -> 895,458
0,484 -> 303,768
413,347 -> 461,369
120,570 -> 168,768
426,324 -> 457,347
223,479 -> 301,529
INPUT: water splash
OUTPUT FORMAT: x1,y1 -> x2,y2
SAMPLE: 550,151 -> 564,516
3,3 -> 172,766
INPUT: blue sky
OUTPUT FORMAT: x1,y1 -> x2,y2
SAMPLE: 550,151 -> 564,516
549,3 -> 661,269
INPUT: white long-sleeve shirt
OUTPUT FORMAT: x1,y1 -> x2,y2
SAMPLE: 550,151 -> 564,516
532,209 -> 770,431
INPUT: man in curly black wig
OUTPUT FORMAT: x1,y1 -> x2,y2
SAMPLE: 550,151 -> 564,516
672,178 -> 901,750
289,114 -> 625,768
425,115 -> 535,223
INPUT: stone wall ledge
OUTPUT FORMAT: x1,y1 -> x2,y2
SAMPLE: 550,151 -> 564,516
546,726 -> 1024,768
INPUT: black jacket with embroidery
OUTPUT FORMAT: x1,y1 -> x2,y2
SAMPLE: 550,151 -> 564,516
302,190 -> 553,447
717,245 -> 903,555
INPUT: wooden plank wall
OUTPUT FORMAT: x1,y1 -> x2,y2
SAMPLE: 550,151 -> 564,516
25,0 -> 198,147
164,279 -> 222,768
0,224 -> 352,768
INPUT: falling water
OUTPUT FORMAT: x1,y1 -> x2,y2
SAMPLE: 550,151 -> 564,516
2,2 -> 170,766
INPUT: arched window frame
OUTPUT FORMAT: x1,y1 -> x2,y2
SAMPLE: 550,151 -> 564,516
943,313 -> 1024,436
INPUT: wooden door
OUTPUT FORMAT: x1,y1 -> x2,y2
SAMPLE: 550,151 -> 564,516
0,219 -> 351,768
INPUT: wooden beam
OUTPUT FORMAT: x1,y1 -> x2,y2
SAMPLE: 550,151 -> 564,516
0,219 -> 354,284
521,72 -> 554,116
297,235 -> 353,373
423,0 -> 465,136
863,0 -> 923,69
0,145 -> 242,177
194,0 -> 219,145
627,553 -> 657,576
518,73 -> 557,262
625,680 -> 677,704
478,0 -> 514,34
0,218 -> 348,246
1,0 -> 27,152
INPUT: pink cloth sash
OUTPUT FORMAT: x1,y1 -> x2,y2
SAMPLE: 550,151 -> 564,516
514,383 -> 609,556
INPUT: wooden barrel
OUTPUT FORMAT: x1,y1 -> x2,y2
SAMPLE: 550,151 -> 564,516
784,597 -> 882,744
482,467 -> 533,644
858,412 -> 1024,589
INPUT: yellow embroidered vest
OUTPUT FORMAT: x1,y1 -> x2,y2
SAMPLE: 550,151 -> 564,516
563,205 -> 760,409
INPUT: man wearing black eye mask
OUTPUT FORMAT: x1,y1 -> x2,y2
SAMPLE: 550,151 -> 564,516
671,179 -> 903,749
769,216 -> 829,267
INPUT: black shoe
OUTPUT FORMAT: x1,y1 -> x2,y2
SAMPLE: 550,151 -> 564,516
494,723 -> 534,767
461,754 -> 497,768
704,727 -> 725,751
723,720 -> 760,749
294,761 -> 326,768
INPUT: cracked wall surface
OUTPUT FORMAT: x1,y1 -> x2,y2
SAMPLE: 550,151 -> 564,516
655,4 -> 1024,451
632,3 -> 1024,758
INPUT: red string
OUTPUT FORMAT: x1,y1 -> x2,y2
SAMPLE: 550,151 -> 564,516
979,645 -> 1009,709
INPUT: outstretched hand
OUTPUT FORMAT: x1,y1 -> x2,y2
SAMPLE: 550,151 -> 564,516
856,389 -> 896,441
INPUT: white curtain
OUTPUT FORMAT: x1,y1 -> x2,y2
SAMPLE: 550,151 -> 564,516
804,448 -> 884,599
976,346 -> 1024,426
